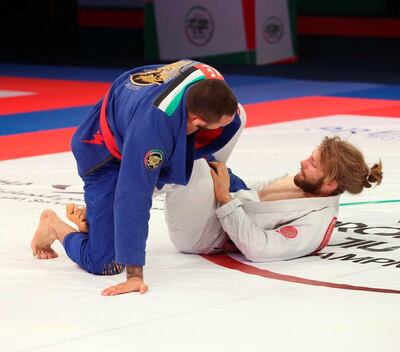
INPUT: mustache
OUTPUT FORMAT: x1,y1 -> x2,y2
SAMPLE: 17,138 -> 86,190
297,168 -> 304,176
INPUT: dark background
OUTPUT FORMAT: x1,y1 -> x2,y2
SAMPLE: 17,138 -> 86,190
1,0 -> 399,83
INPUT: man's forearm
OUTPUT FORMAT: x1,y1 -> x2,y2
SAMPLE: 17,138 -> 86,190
126,265 -> 143,279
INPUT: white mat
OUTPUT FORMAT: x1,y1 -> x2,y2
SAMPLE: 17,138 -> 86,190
1,114 -> 399,352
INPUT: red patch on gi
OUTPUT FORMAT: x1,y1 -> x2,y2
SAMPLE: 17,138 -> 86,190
276,226 -> 298,239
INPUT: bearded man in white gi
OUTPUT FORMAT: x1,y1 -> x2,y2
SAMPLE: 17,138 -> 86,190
164,136 -> 383,262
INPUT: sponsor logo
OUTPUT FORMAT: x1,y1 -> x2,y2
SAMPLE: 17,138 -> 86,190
203,215 -> 400,294
262,16 -> 284,44
82,130 -> 104,145
314,126 -> 400,142
276,226 -> 298,239
185,6 -> 214,46
144,149 -> 164,171
312,220 -> 400,269
0,179 -> 84,206
0,178 -> 166,210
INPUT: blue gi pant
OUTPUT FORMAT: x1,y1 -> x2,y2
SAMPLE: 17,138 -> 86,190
63,162 -> 125,275
63,161 -> 246,275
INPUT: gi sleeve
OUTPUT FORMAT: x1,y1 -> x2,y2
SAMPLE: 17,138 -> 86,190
113,120 -> 171,266
215,199 -> 316,262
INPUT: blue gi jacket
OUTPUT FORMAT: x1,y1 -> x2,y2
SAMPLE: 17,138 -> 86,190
71,60 -> 242,266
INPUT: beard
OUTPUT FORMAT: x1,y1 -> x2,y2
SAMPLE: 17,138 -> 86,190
294,172 -> 325,195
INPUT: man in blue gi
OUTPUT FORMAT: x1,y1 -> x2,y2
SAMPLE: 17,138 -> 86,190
31,59 -> 246,295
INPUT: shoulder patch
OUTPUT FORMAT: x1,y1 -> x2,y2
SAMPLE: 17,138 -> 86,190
153,66 -> 204,116
130,60 -> 193,86
153,63 -> 224,117
144,149 -> 164,171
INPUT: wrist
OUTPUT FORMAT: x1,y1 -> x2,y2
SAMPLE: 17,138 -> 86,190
218,194 -> 233,205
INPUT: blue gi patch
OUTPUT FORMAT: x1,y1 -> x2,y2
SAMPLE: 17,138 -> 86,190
144,149 -> 164,171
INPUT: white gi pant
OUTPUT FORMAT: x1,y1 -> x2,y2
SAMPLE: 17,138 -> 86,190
164,103 -> 246,254
165,159 -> 226,254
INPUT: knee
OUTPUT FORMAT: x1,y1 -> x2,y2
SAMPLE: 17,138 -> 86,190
63,234 -> 124,275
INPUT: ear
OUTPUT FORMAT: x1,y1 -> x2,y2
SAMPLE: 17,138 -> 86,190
190,117 -> 206,127
322,178 -> 338,195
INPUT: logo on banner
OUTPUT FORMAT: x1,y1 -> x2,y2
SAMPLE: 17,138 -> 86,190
184,6 -> 214,46
262,16 -> 284,44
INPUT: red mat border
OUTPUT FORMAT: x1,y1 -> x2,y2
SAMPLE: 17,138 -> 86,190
0,77 -> 109,115
1,95 -> 399,161
202,254 -> 400,295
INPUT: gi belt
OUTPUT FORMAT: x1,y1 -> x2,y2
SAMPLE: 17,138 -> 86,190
99,89 -> 122,160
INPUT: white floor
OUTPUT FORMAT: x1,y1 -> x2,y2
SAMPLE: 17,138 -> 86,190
1,114 -> 399,352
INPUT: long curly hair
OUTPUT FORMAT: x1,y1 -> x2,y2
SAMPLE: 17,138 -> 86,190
319,136 -> 383,195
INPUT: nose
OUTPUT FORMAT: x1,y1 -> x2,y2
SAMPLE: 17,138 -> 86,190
300,159 -> 307,169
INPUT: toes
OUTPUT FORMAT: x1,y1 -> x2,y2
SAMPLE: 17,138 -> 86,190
34,248 -> 58,259
101,287 -> 113,296
140,284 -> 148,294
66,203 -> 74,215
79,207 -> 87,218
31,246 -> 37,257
49,249 -> 58,258
37,250 -> 43,259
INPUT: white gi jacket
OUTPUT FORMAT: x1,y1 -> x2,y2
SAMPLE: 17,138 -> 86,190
215,190 -> 339,262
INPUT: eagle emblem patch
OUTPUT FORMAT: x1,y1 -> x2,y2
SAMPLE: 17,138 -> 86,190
144,149 -> 164,171
130,60 -> 192,86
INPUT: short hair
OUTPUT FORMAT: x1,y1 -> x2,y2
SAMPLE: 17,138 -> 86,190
186,79 -> 238,123
319,136 -> 383,195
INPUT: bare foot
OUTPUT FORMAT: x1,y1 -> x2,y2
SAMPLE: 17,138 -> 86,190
66,203 -> 88,233
31,210 -> 59,259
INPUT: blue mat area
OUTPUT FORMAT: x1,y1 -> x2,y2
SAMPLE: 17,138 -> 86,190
0,63 -> 385,103
226,76 -> 381,104
0,64 -> 398,136
331,86 -> 400,101
0,63 -> 123,82
0,107 -> 91,136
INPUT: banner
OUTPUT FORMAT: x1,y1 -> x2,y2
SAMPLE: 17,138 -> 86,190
146,0 -> 297,65
255,0 -> 295,64
153,0 -> 247,60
